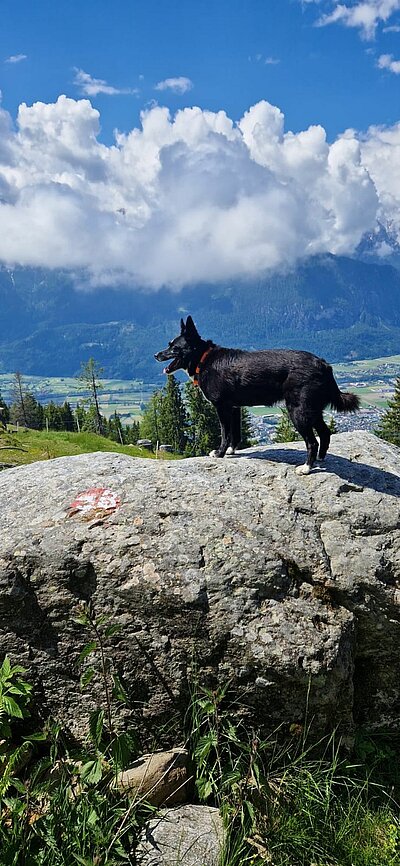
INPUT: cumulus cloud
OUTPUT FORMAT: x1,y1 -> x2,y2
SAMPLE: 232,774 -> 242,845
309,0 -> 400,39
73,68 -> 137,96
1,92 -> 400,288
5,53 -> 27,64
155,77 -> 193,94
377,52 -> 400,71
360,121 -> 400,238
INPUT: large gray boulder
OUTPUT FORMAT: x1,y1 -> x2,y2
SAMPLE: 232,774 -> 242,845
0,432 -> 399,744
136,804 -> 224,866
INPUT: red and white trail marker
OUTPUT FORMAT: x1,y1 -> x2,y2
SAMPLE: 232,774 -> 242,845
68,487 -> 121,517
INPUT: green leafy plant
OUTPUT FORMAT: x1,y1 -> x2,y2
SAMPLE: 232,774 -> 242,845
74,602 -> 138,782
0,626 -> 146,864
0,656 -> 32,739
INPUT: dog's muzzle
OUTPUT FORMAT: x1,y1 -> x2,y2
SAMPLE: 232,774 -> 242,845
154,349 -> 181,374
154,350 -> 170,362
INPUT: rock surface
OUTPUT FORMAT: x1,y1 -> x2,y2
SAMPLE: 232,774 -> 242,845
136,804 -> 224,866
0,432 -> 399,743
113,748 -> 192,806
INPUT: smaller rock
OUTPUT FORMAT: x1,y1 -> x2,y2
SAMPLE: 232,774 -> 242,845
112,748 -> 192,806
136,804 -> 225,866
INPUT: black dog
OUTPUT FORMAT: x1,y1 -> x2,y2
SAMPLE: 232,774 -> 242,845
155,316 -> 360,474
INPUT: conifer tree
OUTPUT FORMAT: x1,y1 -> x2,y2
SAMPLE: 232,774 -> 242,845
274,408 -> 301,443
159,375 -> 188,453
376,377 -> 400,446
139,389 -> 163,446
81,405 -> 107,435
327,414 -> 338,433
108,411 -> 124,444
10,373 -> 44,430
240,407 -> 253,449
74,401 -> 87,433
124,420 -> 140,445
78,358 -> 104,436
61,401 -> 76,432
10,372 -> 29,427
140,377 -> 188,453
184,381 -> 220,455
0,391 -> 10,427
43,401 -> 65,430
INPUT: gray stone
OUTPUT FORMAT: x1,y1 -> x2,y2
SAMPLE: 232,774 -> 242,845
136,804 -> 224,866
0,432 -> 399,743
112,748 -> 192,806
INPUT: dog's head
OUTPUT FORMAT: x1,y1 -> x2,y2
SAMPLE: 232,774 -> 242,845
154,316 -> 202,374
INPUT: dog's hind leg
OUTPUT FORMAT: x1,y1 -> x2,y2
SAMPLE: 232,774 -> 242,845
226,407 -> 241,455
314,416 -> 331,461
287,406 -> 319,475
209,403 -> 233,458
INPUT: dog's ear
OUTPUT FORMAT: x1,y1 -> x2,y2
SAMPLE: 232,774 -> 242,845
185,315 -> 200,340
180,318 -> 185,333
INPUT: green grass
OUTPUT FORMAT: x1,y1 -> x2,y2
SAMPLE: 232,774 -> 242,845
253,759 -> 399,866
187,682 -> 400,866
0,428 -> 177,467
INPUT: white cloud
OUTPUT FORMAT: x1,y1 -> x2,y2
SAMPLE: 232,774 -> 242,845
249,54 -> 280,65
5,54 -> 27,64
73,68 -> 137,97
2,93 -> 400,288
360,123 -> 400,240
377,52 -> 400,71
309,1 -> 400,39
155,77 -> 193,94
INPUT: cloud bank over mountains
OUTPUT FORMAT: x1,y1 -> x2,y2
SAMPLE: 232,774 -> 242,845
0,93 -> 399,288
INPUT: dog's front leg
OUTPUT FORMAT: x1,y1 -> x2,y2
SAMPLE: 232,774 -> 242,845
209,403 -> 232,458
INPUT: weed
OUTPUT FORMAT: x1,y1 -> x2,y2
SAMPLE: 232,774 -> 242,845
186,678 -> 400,866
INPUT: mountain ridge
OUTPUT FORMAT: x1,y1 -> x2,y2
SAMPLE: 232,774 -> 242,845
1,254 -> 400,380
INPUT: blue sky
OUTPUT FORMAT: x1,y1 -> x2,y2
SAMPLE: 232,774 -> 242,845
2,0 -> 400,142
1,1 -> 400,287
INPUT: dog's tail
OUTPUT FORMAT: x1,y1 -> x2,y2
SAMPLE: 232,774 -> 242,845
331,391 -> 360,413
327,366 -> 360,413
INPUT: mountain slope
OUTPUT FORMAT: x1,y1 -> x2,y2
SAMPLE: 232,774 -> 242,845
1,254 -> 400,380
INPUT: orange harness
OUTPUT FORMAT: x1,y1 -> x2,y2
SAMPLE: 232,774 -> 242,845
193,347 -> 213,386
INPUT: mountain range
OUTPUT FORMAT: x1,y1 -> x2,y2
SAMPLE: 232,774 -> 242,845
1,253 -> 400,382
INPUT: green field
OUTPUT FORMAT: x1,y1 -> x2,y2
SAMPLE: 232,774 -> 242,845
0,428 -> 177,468
0,374 -> 158,424
333,354 -> 400,373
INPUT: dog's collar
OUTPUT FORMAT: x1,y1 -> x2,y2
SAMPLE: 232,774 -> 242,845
193,347 -> 213,386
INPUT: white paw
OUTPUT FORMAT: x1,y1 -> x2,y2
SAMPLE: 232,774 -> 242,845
295,463 -> 311,476
209,449 -> 217,457
226,446 -> 236,455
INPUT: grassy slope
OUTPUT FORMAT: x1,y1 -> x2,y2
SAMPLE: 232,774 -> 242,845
0,428 -> 177,467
